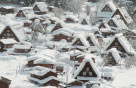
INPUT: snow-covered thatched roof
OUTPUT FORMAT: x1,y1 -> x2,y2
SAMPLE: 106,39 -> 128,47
73,54 -> 100,78
108,48 -> 121,63
34,55 -> 56,64
98,1 -> 117,18
29,67 -> 56,76
13,41 -> 32,49
108,15 -> 128,30
71,33 -> 100,49
113,7 -> 133,24
29,76 -> 61,85
33,2 -> 48,12
0,38 -> 18,45
0,25 -> 27,42
104,33 -> 136,54
52,28 -> 74,37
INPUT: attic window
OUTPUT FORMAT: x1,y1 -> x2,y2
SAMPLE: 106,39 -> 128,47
7,30 -> 10,32
83,72 -> 86,76
89,72 -> 92,76
86,67 -> 90,72
102,5 -> 112,12
115,42 -> 118,46
109,20 -> 117,27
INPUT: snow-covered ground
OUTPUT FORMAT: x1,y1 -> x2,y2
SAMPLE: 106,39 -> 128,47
0,1 -> 136,88
0,54 -> 136,88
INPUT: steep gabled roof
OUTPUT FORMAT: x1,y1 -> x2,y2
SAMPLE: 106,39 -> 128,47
98,1 -> 117,18
104,33 -> 136,54
73,54 -> 100,78
99,22 -> 111,29
33,2 -> 48,12
112,7 -> 133,24
0,26 -> 27,42
71,33 -> 99,47
108,15 -> 128,30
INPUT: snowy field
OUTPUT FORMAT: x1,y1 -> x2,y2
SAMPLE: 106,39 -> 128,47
0,54 -> 136,88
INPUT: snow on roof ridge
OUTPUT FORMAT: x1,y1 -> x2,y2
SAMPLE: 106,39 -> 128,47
74,54 -> 100,78
29,76 -> 61,84
104,33 -> 136,54
30,67 -> 56,76
34,55 -> 56,64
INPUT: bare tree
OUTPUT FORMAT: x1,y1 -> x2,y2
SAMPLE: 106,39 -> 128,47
54,7 -> 64,18
30,19 -> 44,43
85,4 -> 91,16
124,55 -> 136,68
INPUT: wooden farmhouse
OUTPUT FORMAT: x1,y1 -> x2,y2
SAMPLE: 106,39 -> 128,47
111,7 -> 133,25
33,56 -> 56,69
108,15 -> 128,30
73,54 -> 100,82
16,7 -> 33,18
33,2 -> 48,15
71,33 -> 100,52
80,17 -> 90,25
16,10 -> 26,18
0,6 -> 14,15
0,76 -> 11,88
13,42 -> 32,53
81,19 -> 88,25
99,22 -> 116,37
104,33 -> 136,54
27,55 -> 40,67
64,15 -> 78,23
105,48 -> 121,66
29,67 -> 61,87
98,2 -> 117,21
51,21 -> 64,32
52,28 -> 74,42
24,20 -> 32,27
0,38 -> 17,51
0,26 -> 26,42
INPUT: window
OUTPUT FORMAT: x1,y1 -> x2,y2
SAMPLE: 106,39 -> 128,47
7,33 -> 10,37
115,42 -> 118,46
11,34 -> 13,37
83,72 -> 86,76
89,72 -> 92,76
86,67 -> 90,72
7,30 -> 10,32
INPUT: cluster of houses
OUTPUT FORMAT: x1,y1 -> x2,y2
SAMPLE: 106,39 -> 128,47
0,0 -> 136,88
